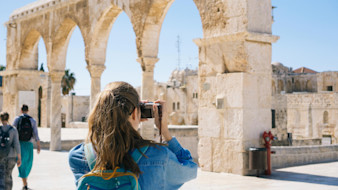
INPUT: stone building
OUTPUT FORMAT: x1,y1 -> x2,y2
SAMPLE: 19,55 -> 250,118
153,68 -> 199,125
154,63 -> 338,146
271,62 -> 338,145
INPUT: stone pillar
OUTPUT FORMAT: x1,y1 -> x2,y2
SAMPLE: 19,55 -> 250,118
87,64 -> 106,110
195,32 -> 278,175
137,57 -> 159,140
49,71 -> 64,151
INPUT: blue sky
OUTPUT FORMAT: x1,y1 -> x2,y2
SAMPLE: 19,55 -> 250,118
0,0 -> 337,95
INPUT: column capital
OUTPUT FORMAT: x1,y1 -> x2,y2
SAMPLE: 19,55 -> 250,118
87,64 -> 106,78
49,70 -> 64,83
137,56 -> 159,72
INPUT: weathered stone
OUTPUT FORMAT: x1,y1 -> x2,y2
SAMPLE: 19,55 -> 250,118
198,137 -> 213,171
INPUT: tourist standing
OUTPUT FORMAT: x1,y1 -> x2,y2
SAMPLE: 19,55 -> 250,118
0,112 -> 21,190
13,104 -> 41,190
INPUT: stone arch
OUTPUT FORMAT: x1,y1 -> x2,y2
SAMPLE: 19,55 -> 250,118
272,80 -> 276,95
287,80 -> 292,93
323,111 -> 329,124
294,80 -> 301,92
18,29 -> 48,70
50,18 -> 86,71
86,5 -> 123,64
306,80 -> 312,92
278,80 -> 284,93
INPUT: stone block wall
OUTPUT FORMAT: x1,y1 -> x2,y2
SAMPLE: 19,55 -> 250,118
271,145 -> 338,168
154,125 -> 198,161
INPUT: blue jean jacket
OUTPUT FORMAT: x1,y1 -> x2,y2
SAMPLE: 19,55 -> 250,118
68,137 -> 198,190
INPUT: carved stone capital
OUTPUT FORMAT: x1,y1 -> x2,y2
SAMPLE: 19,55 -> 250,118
49,70 -> 64,83
137,57 -> 159,72
87,64 -> 106,78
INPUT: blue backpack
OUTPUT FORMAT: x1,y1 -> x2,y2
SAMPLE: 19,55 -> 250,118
77,143 -> 148,190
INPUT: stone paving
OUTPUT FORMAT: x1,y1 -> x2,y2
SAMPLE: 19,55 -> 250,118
11,149 -> 338,190
11,128 -> 338,189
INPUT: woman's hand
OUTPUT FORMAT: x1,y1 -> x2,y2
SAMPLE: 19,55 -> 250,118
17,154 -> 22,167
140,100 -> 148,122
154,100 -> 172,142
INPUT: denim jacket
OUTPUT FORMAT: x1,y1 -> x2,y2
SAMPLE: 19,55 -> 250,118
68,137 -> 198,190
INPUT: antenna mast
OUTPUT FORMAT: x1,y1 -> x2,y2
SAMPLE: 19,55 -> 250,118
176,35 -> 181,70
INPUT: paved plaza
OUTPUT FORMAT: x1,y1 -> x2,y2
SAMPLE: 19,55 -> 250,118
11,149 -> 338,190
11,128 -> 338,189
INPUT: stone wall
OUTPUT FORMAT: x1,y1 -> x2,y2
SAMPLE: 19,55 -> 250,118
154,125 -> 198,161
271,145 -> 338,168
271,95 -> 288,141
287,93 -> 338,143
62,95 -> 89,127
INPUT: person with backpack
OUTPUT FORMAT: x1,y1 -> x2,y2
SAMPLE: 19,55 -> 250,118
69,81 -> 197,190
0,112 -> 21,190
13,104 -> 41,190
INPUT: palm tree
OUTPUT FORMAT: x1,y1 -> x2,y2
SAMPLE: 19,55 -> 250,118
61,69 -> 76,96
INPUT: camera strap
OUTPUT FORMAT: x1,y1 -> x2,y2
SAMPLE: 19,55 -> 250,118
159,108 -> 163,143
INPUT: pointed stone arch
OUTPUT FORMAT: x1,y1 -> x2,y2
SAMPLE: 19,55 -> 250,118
272,80 -> 276,95
287,80 -> 292,93
86,5 -> 123,64
19,29 -> 48,70
49,18 -> 86,71
323,111 -> 329,124
294,80 -> 301,92
306,80 -> 312,92
278,79 -> 284,93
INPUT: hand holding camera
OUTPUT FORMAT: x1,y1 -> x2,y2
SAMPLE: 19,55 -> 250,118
140,100 -> 171,142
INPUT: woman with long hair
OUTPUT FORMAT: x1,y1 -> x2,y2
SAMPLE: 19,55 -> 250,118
69,81 -> 197,189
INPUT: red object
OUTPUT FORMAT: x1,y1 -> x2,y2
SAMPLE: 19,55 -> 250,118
263,131 -> 275,175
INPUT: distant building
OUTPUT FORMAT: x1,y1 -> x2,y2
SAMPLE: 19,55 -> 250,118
271,62 -> 338,145
153,68 -> 198,125
154,63 -> 338,146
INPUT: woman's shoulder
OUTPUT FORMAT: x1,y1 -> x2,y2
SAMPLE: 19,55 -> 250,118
69,143 -> 86,164
142,144 -> 171,161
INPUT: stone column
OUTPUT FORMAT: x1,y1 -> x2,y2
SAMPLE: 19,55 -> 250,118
195,32 -> 278,175
87,64 -> 106,110
137,57 -> 159,140
49,70 -> 64,151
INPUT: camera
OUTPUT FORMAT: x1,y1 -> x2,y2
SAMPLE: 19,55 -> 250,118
140,102 -> 162,118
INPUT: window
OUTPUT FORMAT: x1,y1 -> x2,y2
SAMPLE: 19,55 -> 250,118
196,93 -> 198,99
323,111 -> 329,124
172,102 -> 175,111
177,102 -> 180,110
327,86 -> 333,91
271,109 -> 276,128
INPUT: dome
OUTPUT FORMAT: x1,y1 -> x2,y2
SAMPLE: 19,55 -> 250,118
272,62 -> 283,67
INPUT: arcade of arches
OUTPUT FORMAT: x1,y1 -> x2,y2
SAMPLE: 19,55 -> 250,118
2,0 -> 278,175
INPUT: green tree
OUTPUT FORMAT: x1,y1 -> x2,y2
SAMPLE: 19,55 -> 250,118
61,69 -> 76,96
39,63 -> 45,72
0,65 -> 6,71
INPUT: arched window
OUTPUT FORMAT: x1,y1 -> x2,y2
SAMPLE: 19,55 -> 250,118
295,80 -> 301,92
272,80 -> 276,95
323,111 -> 329,124
306,80 -> 312,92
287,80 -> 292,93
278,80 -> 284,93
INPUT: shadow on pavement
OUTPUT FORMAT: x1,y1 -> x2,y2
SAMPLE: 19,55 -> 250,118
262,171 -> 338,187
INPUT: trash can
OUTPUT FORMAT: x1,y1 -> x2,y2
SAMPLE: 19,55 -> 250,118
248,147 -> 267,171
